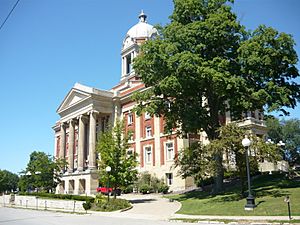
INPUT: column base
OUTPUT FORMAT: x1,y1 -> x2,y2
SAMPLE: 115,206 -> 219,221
245,195 -> 256,210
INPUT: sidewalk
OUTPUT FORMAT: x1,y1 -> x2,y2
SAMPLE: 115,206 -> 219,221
117,193 -> 181,220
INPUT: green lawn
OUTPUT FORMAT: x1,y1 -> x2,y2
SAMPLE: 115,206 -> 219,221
169,174 -> 300,216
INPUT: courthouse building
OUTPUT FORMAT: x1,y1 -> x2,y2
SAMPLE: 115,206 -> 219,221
53,12 -> 268,195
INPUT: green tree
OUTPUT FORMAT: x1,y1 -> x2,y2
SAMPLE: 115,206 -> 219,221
175,142 -> 212,188
220,124 -> 281,194
133,0 -> 299,193
18,151 -> 66,192
175,123 -> 281,194
0,170 -> 19,193
96,120 -> 138,198
266,117 -> 300,165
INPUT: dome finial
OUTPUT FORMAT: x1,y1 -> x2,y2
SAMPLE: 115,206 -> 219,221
139,10 -> 147,23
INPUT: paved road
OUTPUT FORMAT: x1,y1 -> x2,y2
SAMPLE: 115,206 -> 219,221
0,207 -> 197,225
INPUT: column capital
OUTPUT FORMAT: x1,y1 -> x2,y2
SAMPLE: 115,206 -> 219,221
60,122 -> 66,129
88,110 -> 99,115
77,115 -> 88,123
68,118 -> 76,126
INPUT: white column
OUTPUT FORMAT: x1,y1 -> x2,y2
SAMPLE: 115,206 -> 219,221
124,56 -> 127,75
88,111 -> 97,170
77,115 -> 86,172
59,123 -> 66,159
154,116 -> 161,166
68,119 -> 75,172
122,57 -> 125,77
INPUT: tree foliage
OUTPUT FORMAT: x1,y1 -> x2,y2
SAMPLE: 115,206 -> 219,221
133,0 -> 299,192
266,117 -> 300,165
0,170 -> 19,193
175,123 -> 282,194
18,151 -> 66,192
96,120 -> 138,198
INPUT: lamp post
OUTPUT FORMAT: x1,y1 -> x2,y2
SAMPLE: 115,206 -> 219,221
105,166 -> 111,202
242,137 -> 256,210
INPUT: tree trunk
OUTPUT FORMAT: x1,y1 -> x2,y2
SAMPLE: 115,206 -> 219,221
212,152 -> 224,194
206,90 -> 224,194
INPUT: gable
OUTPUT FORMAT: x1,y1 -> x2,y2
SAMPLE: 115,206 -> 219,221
57,89 -> 90,113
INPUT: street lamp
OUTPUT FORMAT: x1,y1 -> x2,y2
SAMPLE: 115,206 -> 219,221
242,136 -> 256,210
105,166 -> 111,202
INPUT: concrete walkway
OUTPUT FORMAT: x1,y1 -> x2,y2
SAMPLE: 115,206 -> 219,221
117,193 -> 181,220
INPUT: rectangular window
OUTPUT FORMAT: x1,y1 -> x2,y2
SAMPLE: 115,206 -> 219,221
165,142 -> 174,161
166,173 -> 173,185
144,146 -> 152,164
145,126 -> 152,138
128,113 -> 133,125
126,54 -> 132,74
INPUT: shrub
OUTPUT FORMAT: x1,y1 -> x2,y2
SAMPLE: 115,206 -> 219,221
94,194 -> 106,204
92,198 -> 131,212
82,201 -> 91,210
139,184 -> 151,194
123,185 -> 134,194
158,183 -> 169,194
136,172 -> 171,194
198,177 -> 214,187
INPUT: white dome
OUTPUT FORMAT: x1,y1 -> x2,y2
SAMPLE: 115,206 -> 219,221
127,22 -> 157,40
122,11 -> 158,50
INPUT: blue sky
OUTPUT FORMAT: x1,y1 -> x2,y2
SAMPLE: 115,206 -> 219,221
0,0 -> 299,174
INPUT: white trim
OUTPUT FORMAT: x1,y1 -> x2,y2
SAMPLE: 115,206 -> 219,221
128,113 -> 133,125
166,173 -> 173,186
145,112 -> 151,120
144,145 -> 152,164
165,141 -> 175,161
145,126 -> 152,138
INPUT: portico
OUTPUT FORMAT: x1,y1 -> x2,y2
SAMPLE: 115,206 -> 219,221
53,83 -> 115,195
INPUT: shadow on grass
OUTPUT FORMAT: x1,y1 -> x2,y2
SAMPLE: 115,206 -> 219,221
256,200 -> 265,206
254,187 -> 290,198
170,174 -> 300,203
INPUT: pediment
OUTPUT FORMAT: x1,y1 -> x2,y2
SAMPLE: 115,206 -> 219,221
57,88 -> 91,113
